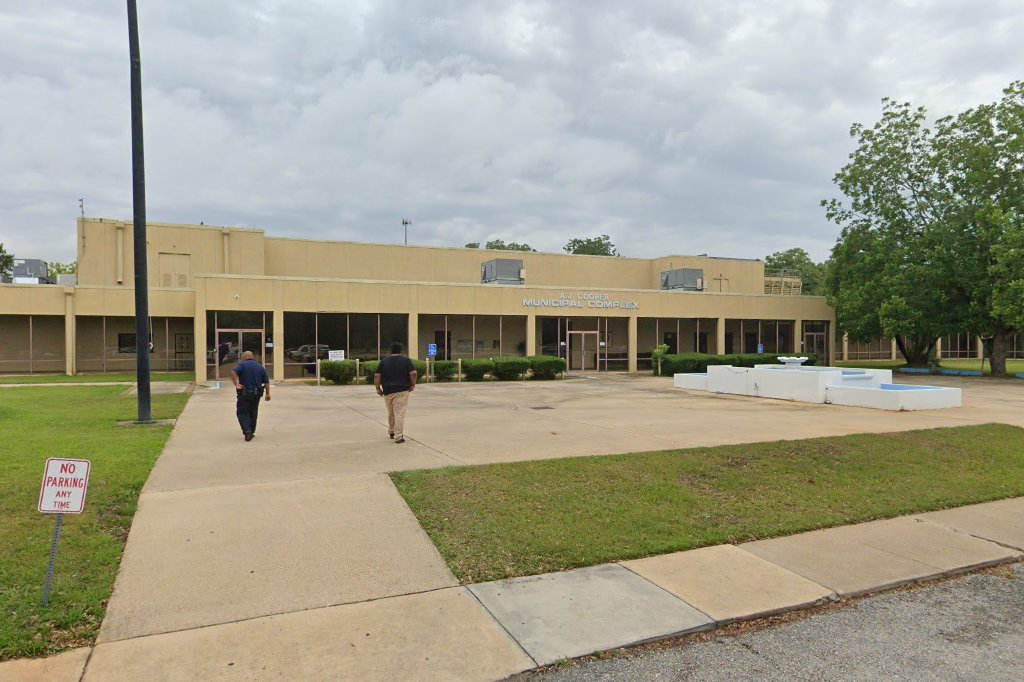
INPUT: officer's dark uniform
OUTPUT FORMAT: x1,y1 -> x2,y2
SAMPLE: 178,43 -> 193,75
234,358 -> 269,440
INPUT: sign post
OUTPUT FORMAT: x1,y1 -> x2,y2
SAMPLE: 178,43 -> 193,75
428,343 -> 437,382
757,343 -> 764,354
38,458 -> 91,605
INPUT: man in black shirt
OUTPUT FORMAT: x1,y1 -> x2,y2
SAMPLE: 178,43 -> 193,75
231,351 -> 271,441
374,342 -> 417,443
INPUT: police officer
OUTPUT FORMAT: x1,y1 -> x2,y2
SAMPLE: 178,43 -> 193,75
231,350 -> 271,441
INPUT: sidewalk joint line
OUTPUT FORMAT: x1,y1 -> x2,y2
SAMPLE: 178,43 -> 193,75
465,586 -> 540,668
616,561 -> 717,624
77,648 -> 96,682
98,583 -> 465,646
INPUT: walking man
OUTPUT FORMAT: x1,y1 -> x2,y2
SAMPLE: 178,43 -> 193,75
231,350 -> 271,442
374,342 -> 417,443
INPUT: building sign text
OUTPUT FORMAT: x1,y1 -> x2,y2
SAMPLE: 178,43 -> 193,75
522,292 -> 639,310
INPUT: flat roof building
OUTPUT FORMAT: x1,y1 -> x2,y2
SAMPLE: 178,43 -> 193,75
0,218 -> 835,380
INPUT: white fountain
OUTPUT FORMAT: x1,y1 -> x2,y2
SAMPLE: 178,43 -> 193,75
672,358 -> 961,411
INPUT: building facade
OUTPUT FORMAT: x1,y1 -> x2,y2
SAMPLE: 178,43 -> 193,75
0,218 -> 836,380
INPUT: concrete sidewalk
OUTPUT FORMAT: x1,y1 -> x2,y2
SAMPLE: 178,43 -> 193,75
4,377 -> 1024,681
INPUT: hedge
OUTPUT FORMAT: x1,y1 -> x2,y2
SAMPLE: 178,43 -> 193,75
362,358 -> 427,385
320,359 -> 357,384
656,353 -> 818,376
528,355 -> 566,380
432,360 -> 458,381
493,356 -> 531,380
461,358 -> 494,381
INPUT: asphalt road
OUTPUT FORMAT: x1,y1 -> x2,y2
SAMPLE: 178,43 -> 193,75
510,563 -> 1024,682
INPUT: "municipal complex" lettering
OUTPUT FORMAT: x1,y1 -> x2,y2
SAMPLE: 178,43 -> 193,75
522,292 -> 639,310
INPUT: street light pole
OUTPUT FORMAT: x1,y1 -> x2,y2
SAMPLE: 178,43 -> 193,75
402,218 -> 411,245
127,0 -> 152,422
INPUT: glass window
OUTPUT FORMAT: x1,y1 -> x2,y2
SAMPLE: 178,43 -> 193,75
349,313 -> 379,361
379,314 -> 408,355
284,312 -> 318,378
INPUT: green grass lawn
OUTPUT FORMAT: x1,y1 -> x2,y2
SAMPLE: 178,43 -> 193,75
0,386 -> 190,660
392,424 -> 1024,584
0,372 -> 192,384
837,359 -> 1024,375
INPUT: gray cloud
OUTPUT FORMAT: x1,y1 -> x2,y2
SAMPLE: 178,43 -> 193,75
1,0 -> 1022,265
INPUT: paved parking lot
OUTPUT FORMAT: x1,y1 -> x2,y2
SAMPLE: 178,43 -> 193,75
290,372 -> 1024,470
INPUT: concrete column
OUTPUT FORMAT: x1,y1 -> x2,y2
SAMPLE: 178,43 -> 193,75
116,222 -> 125,284
794,319 -> 803,354
935,337 -> 942,360
526,313 -> 537,356
716,317 -> 726,355
407,312 -> 419,359
272,308 -> 284,381
627,315 -> 638,373
64,289 -> 75,375
194,278 -> 207,384
892,338 -> 899,361
977,336 -> 984,360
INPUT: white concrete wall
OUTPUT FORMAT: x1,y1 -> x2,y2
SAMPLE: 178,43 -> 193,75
673,373 -> 708,390
706,365 -> 756,395
747,367 -> 837,403
825,385 -> 962,410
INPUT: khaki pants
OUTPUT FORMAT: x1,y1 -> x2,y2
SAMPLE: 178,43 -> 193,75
384,390 -> 410,439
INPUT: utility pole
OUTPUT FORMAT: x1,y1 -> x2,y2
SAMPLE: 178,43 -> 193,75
402,218 -> 411,245
127,0 -> 152,423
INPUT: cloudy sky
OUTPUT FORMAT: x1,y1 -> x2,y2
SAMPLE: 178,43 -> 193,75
1,1 -> 1022,264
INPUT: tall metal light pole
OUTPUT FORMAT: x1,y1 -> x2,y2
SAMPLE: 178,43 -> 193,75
127,0 -> 152,422
402,218 -> 411,245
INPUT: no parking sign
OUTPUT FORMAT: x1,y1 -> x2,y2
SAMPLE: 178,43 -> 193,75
39,458 -> 91,514
38,458 -> 91,605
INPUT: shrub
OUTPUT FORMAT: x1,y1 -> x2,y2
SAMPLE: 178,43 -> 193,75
650,344 -> 669,375
412,359 -> 428,377
319,360 -> 357,385
493,356 -> 531,380
462,358 -> 494,381
658,352 -> 820,376
432,360 -> 458,381
528,355 -> 566,380
361,360 -> 379,382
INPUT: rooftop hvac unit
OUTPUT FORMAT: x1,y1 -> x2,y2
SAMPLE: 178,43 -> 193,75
481,258 -> 525,284
13,259 -> 49,279
661,268 -> 704,290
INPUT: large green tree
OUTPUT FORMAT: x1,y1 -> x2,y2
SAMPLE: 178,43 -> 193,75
764,248 -> 827,295
823,99 -> 959,366
0,243 -> 12,280
465,239 -> 536,252
825,84 -> 1024,375
563,235 -> 619,256
930,81 -> 1024,376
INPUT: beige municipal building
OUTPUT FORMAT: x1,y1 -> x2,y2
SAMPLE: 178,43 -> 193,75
2,218 -> 842,382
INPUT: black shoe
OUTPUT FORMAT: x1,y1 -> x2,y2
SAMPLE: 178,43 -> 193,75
244,432 -> 254,441
389,432 -> 394,439
395,437 -> 405,444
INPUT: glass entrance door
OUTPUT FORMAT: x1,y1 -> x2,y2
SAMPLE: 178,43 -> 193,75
803,322 -> 829,363
215,329 -> 265,379
567,331 -> 598,371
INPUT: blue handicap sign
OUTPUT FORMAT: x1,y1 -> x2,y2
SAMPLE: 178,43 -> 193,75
428,343 -> 437,357
757,343 -> 764,353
